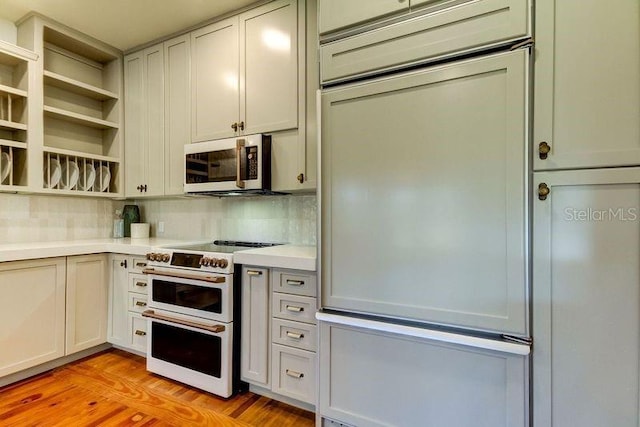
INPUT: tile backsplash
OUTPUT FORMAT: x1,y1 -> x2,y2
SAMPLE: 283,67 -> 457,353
138,194 -> 317,245
0,193 -> 317,245
0,193 -> 120,243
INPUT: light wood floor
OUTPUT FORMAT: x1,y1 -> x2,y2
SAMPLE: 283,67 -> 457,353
0,349 -> 315,426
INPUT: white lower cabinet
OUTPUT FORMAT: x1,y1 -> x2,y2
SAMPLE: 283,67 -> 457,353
0,258 -> 66,377
65,254 -> 109,355
241,266 -> 271,386
319,320 -> 528,427
107,254 -> 149,353
241,266 -> 317,406
533,168 -> 640,426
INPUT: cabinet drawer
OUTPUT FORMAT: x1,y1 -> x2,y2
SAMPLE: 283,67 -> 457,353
128,313 -> 147,353
273,293 -> 316,324
271,344 -> 316,405
272,269 -> 317,297
272,318 -> 317,352
128,273 -> 148,294
320,0 -> 529,83
128,293 -> 148,313
130,257 -> 148,273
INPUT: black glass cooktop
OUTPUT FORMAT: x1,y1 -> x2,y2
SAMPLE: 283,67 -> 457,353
167,240 -> 281,254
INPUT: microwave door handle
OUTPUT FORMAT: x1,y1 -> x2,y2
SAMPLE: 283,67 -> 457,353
236,139 -> 246,189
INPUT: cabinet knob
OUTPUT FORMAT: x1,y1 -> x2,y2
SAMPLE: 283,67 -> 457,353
539,142 -> 551,160
538,183 -> 550,201
136,184 -> 147,192
120,260 -> 127,268
238,121 -> 244,131
231,122 -> 238,132
297,173 -> 304,184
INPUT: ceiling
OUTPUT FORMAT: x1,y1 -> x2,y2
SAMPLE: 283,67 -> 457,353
0,0 -> 258,51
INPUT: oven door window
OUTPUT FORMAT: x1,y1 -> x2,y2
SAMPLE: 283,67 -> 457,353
153,279 -> 222,314
151,321 -> 222,378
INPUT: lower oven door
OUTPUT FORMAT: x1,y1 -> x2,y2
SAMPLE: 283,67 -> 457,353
147,272 -> 232,323
143,309 -> 233,398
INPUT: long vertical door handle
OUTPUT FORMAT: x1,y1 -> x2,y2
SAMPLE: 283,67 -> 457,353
236,139 -> 246,189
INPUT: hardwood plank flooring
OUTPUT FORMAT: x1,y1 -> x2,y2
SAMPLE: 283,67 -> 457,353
0,349 -> 315,426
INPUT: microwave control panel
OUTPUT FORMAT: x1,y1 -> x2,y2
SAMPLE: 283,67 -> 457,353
247,146 -> 258,180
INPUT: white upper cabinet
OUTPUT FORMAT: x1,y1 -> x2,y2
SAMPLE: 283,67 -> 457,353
124,44 -> 164,198
191,0 -> 298,142
320,0 -> 530,84
191,17 -> 240,142
534,0 -> 640,170
241,0 -> 298,136
318,0 -> 409,35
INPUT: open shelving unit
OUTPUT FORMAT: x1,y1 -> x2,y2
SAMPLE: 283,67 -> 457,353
0,40 -> 35,190
16,14 -> 124,197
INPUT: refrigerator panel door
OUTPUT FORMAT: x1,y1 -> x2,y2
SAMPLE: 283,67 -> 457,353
320,49 -> 529,335
318,318 -> 529,427
533,168 -> 640,426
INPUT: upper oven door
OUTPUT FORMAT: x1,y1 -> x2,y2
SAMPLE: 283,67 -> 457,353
184,134 -> 270,193
147,272 -> 233,323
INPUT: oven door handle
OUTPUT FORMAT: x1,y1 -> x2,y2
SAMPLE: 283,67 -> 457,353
142,310 -> 226,334
142,268 -> 225,283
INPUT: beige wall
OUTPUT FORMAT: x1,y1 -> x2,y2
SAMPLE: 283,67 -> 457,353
0,193 -> 316,245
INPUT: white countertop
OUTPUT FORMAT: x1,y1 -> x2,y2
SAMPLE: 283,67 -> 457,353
234,244 -> 316,271
0,238 -> 192,262
0,239 -> 317,271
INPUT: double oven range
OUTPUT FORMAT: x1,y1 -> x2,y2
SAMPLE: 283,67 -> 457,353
142,240 -> 272,398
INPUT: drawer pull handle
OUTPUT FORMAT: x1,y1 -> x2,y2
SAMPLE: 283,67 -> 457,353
286,280 -> 304,286
286,369 -> 304,379
286,331 -> 304,339
247,270 -> 263,276
286,305 -> 304,313
135,281 -> 147,287
135,301 -> 147,307
135,330 -> 146,336
136,262 -> 147,268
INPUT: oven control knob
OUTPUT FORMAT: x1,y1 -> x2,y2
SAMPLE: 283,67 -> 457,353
161,254 -> 170,263
146,253 -> 153,260
210,258 -> 219,268
218,259 -> 229,268
201,257 -> 211,267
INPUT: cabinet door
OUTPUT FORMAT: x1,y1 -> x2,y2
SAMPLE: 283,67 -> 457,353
240,0 -> 298,135
164,35 -> 190,196
191,17 -> 239,142
319,319 -> 528,426
144,44 -> 165,197
124,44 -> 164,198
534,0 -> 640,170
66,254 -> 109,355
124,51 -> 145,197
107,254 -> 129,348
321,50 -> 529,334
533,168 -> 640,426
241,267 -> 270,386
318,0 -> 409,35
0,258 -> 66,377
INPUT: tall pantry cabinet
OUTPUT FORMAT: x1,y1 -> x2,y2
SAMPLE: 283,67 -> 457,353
532,1 -> 640,426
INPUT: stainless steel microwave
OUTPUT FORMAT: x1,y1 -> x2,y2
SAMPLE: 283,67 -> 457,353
184,134 -> 272,195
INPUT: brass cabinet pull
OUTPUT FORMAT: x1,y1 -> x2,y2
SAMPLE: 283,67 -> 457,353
285,305 -> 304,313
136,262 -> 147,268
247,270 -> 263,276
135,301 -> 147,307
285,369 -> 304,379
236,138 -> 246,189
539,142 -> 551,160
297,173 -> 304,184
135,330 -> 146,336
135,281 -> 147,287
538,183 -> 550,201
286,331 -> 304,339
286,279 -> 304,286
231,122 -> 238,132
142,310 -> 226,333
238,121 -> 244,131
